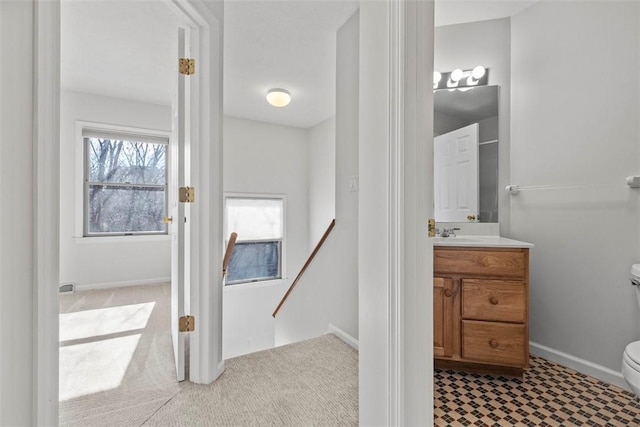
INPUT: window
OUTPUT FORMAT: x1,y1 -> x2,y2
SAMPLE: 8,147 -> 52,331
224,196 -> 284,285
83,129 -> 168,236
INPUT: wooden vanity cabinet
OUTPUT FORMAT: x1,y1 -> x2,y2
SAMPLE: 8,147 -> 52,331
434,246 -> 530,375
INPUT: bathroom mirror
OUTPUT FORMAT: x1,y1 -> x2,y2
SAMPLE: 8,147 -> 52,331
434,85 -> 499,223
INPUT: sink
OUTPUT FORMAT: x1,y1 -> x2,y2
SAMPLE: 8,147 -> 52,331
434,236 -> 482,243
432,235 -> 533,248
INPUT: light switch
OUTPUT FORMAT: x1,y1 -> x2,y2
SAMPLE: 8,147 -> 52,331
348,175 -> 359,192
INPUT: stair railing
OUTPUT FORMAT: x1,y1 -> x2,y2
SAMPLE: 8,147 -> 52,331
272,219 -> 336,317
222,232 -> 238,277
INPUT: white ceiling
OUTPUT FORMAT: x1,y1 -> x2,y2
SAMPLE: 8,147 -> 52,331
61,0 -> 180,107
435,0 -> 537,28
224,1 -> 359,128
61,0 -> 536,129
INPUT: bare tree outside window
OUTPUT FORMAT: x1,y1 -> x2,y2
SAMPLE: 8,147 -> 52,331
84,133 -> 168,236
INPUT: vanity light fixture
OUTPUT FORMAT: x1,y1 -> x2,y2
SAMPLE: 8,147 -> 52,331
266,88 -> 291,107
434,66 -> 489,90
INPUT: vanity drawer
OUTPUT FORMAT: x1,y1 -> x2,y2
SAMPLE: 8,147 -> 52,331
434,248 -> 527,278
462,279 -> 526,323
461,320 -> 527,366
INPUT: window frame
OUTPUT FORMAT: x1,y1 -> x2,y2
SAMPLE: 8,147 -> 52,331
80,123 -> 170,238
223,193 -> 286,286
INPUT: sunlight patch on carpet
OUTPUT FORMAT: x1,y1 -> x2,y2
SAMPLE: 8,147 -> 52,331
59,334 -> 141,401
59,302 -> 155,342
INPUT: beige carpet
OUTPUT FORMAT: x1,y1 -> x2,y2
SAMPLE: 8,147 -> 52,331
60,284 -> 359,426
143,334 -> 359,426
59,284 -> 180,427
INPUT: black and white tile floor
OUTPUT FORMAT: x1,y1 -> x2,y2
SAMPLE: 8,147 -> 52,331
435,355 -> 640,426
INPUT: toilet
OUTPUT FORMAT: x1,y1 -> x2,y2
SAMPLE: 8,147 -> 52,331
622,264 -> 640,397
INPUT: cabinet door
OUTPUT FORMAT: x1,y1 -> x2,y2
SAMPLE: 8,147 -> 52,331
434,277 -> 454,357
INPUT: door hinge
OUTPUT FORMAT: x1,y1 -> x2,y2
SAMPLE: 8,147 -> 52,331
179,58 -> 195,76
428,218 -> 436,237
179,186 -> 195,203
179,315 -> 195,332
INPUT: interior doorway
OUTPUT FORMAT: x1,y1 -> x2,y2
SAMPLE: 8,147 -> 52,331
58,1 -> 188,422
220,0 -> 358,360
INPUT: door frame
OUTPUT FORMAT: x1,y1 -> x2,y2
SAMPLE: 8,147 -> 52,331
358,1 -> 434,425
34,0 -> 434,425
33,0 -> 223,424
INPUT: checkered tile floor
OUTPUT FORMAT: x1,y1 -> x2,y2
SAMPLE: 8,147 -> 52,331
435,355 -> 640,426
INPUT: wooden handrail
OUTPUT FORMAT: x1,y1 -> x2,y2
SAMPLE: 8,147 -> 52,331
222,232 -> 238,276
272,219 -> 336,317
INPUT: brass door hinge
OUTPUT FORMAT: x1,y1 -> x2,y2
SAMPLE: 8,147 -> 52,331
428,218 -> 436,237
179,315 -> 195,332
179,58 -> 195,75
179,186 -> 195,203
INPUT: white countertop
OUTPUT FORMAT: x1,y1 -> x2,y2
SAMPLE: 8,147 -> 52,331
433,236 -> 534,248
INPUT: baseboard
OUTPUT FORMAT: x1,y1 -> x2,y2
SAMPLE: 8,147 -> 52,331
530,341 -> 630,391
74,277 -> 170,292
327,324 -> 359,350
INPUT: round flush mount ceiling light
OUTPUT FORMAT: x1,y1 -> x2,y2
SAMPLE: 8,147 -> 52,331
266,88 -> 291,107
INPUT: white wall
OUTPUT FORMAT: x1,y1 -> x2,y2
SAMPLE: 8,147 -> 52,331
307,117 -> 336,249
511,1 -> 640,383
59,91 -> 171,288
223,116 -> 310,358
435,18 -> 511,233
0,1 -> 35,424
274,12 -> 359,345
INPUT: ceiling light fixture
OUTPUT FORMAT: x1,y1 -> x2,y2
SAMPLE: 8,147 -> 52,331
266,88 -> 291,107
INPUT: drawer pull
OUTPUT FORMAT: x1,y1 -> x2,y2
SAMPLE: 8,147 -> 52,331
489,296 -> 499,305
489,339 -> 499,348
444,289 -> 453,297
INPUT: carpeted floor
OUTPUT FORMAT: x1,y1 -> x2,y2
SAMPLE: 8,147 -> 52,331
59,284 -> 180,427
59,284 -> 359,426
143,334 -> 359,426
435,355 -> 640,426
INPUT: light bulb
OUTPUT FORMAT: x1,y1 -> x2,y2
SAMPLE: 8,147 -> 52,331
450,68 -> 464,82
472,65 -> 486,79
433,71 -> 442,84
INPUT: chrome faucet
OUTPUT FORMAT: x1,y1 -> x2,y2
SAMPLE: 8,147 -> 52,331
440,227 -> 460,238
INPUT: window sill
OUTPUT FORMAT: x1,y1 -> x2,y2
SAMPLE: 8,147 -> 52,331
74,234 -> 171,244
224,278 -> 286,291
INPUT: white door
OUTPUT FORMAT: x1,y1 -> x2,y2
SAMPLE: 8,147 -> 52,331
434,123 -> 479,222
170,27 -> 193,382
